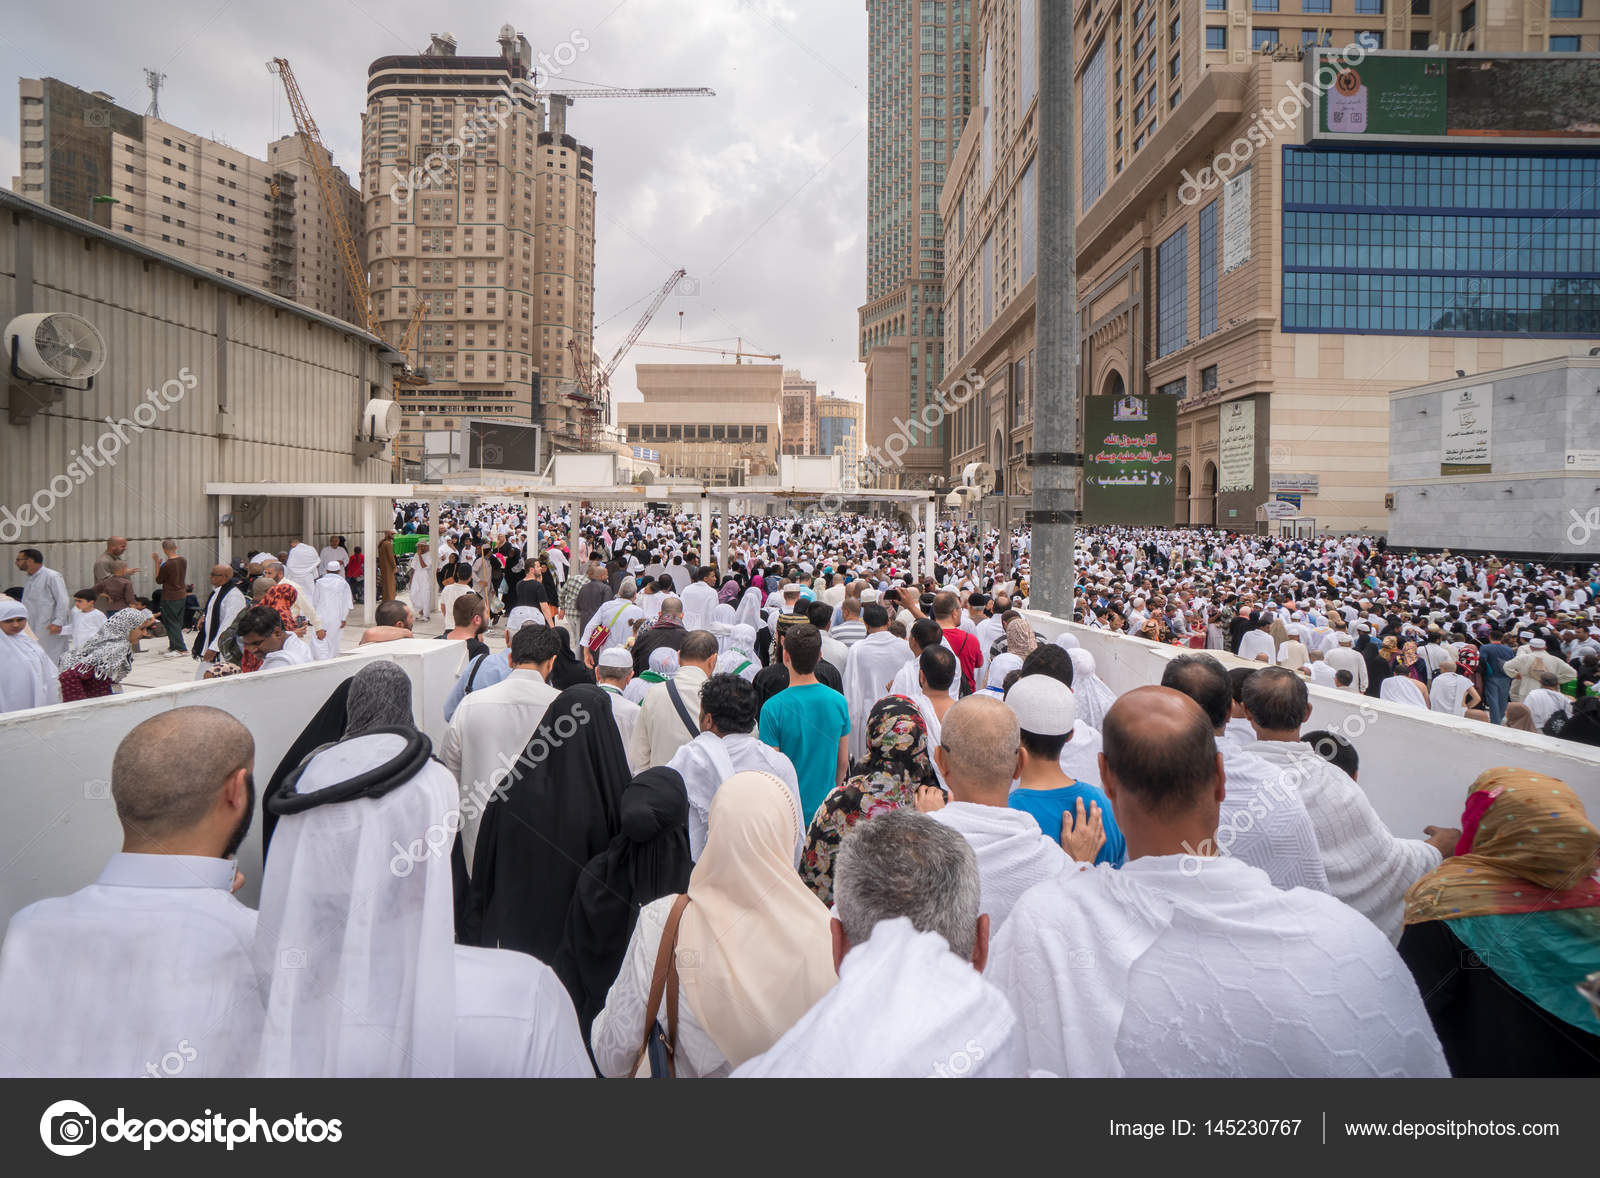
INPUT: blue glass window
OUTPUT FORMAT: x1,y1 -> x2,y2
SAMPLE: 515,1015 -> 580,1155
1551,0 -> 1582,16
1551,35 -> 1582,50
1303,0 -> 1332,11
1281,148 -> 1600,338
1355,0 -> 1384,13
1157,226 -> 1189,357
1253,28 -> 1279,49
1198,200 -> 1219,337
1082,41 -> 1108,206
1206,26 -> 1227,49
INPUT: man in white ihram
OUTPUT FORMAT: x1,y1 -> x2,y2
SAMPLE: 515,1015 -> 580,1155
1160,654 -> 1328,892
918,695 -> 1078,932
842,603 -> 915,761
254,671 -> 589,1077
308,561 -> 354,661
0,707 -> 262,1077
666,672 -> 801,863
988,686 -> 1448,1079
1241,668 -> 1451,941
440,624 -> 562,875
734,811 -> 1025,1077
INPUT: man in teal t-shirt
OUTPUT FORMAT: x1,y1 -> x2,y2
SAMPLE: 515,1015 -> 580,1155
759,623 -> 851,825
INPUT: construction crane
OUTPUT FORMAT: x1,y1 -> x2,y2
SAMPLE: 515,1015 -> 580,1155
633,338 -> 781,363
268,57 -> 428,384
567,267 -> 686,449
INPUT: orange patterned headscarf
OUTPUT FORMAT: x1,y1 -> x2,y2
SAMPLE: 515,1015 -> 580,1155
1403,768 -> 1600,925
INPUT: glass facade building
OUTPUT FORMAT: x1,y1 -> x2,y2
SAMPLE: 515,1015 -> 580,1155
1282,147 -> 1600,337
1156,225 -> 1189,357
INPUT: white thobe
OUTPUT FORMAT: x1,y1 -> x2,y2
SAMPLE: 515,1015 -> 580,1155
1246,741 -> 1440,942
927,801 -> 1069,932
260,632 -> 314,670
601,685 -> 641,768
1058,723 -> 1104,790
842,631 -> 915,761
440,668 -> 562,873
452,946 -> 593,1077
1308,660 -> 1337,688
309,574 -> 353,661
65,608 -> 108,655
22,567 -> 71,663
629,665 -> 708,771
1324,647 -> 1367,693
0,853 -> 261,1077
580,600 -> 644,654
667,732 -> 802,863
1525,688 -> 1572,730
987,854 -> 1449,1078
733,918 -> 1026,1078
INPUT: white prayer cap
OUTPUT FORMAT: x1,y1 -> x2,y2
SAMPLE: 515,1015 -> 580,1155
325,561 -> 343,572
506,606 -> 544,632
860,588 -> 879,603
597,646 -> 633,670
1335,632 -> 1353,645
1006,673 -> 1076,736
1529,638 -> 1547,650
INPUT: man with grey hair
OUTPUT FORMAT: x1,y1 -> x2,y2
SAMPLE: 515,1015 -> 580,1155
918,695 -> 1084,931
579,575 -> 643,663
575,561 -> 614,635
733,810 -> 1025,1077
0,707 -> 262,1076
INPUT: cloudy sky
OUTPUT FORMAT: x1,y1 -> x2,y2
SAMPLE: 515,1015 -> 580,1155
0,0 -> 869,404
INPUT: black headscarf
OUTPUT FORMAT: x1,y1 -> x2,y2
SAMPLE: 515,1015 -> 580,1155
552,767 -> 692,1037
461,684 -> 630,961
549,626 -> 596,690
261,677 -> 352,857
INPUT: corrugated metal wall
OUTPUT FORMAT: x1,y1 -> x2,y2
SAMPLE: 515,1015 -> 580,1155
1,202 -> 394,597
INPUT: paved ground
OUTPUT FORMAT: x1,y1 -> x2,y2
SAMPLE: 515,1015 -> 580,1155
118,589 -> 455,695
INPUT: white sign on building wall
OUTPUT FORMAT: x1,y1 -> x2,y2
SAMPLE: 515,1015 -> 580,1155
1441,385 -> 1493,475
1222,167 -> 1252,275
1219,399 -> 1255,492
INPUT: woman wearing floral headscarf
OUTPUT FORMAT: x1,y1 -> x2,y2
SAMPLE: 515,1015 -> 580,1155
799,696 -> 939,904
57,607 -> 160,701
1398,768 -> 1600,1076
238,582 -> 302,673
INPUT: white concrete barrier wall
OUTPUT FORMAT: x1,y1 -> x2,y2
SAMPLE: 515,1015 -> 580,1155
1025,612 -> 1600,840
0,640 -> 466,924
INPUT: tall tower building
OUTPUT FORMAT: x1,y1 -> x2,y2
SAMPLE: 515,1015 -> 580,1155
857,0 -> 975,488
15,77 -> 361,318
362,26 -> 598,468
780,368 -> 818,454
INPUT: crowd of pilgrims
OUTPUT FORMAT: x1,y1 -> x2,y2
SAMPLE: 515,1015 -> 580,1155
0,505 -> 1596,1078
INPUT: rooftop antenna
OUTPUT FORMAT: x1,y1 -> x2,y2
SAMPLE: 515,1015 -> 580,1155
144,68 -> 166,119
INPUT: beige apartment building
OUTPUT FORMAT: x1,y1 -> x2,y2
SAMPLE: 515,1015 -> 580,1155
940,1 -> 1600,535
781,369 -> 818,454
16,78 -> 362,319
858,0 -> 977,488
361,29 -> 597,468
619,363 -> 784,485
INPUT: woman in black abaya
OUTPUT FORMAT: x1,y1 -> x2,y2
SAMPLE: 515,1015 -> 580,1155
462,684 -> 630,962
552,767 -> 692,1037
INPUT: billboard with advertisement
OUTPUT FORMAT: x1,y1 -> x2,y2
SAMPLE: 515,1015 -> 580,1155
1310,50 -> 1600,146
1082,393 -> 1178,526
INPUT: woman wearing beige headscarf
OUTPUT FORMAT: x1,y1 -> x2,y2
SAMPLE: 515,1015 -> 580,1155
591,771 -> 835,1076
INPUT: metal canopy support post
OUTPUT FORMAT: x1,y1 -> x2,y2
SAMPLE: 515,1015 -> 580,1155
568,501 -> 580,569
924,497 -> 936,576
910,513 -> 922,581
301,497 -> 315,547
217,495 -> 233,567
362,497 -> 376,626
700,493 -> 712,573
1032,2 -> 1078,617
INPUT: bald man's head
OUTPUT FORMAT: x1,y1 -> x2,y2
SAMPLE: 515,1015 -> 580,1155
112,707 -> 255,853
937,695 -> 1021,803
1101,686 -> 1219,818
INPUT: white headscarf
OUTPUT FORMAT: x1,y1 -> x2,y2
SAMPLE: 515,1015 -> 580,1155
253,735 -> 459,1077
0,598 -> 61,712
676,772 -> 836,1069
648,647 -> 679,677
285,541 -> 322,596
734,585 -> 765,631
1066,648 -> 1118,730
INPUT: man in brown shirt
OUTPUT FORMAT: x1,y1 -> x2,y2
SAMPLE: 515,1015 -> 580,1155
92,536 -> 128,612
151,540 -> 190,656
92,562 -> 137,612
